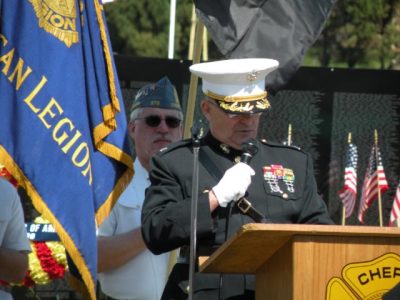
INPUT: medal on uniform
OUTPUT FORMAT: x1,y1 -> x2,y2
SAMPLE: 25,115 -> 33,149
263,164 -> 295,195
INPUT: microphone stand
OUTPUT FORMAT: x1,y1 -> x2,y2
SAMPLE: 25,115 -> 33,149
188,123 -> 201,300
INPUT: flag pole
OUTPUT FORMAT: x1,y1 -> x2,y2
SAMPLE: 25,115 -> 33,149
168,0 -> 177,59
184,15 -> 204,139
202,26 -> 208,61
188,5 -> 196,60
375,129 -> 383,227
341,209 -> 346,225
342,132 -> 352,225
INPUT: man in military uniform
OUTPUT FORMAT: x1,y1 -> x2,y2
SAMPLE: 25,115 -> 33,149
141,59 -> 334,300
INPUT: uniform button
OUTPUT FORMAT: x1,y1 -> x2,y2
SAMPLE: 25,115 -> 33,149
282,193 -> 288,199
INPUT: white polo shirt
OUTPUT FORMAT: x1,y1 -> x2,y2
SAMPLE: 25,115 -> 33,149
98,159 -> 169,300
0,178 -> 31,300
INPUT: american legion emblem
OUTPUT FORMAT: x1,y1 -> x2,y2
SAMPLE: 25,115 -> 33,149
29,0 -> 80,47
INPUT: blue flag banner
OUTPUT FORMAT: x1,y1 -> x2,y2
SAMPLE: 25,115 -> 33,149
0,1 -> 133,299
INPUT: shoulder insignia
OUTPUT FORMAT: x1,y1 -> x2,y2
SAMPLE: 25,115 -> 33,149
259,139 -> 304,152
157,139 -> 192,155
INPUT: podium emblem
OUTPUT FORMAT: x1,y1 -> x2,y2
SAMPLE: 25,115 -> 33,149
326,253 -> 400,299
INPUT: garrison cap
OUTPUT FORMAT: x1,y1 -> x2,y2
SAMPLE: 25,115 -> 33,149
190,58 -> 279,114
130,76 -> 182,112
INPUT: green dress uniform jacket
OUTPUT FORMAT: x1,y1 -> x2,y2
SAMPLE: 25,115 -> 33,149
141,132 -> 334,300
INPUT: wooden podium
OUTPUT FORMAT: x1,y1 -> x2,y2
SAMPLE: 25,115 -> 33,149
198,223 -> 400,299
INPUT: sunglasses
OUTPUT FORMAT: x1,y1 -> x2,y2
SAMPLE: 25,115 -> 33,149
136,115 -> 182,128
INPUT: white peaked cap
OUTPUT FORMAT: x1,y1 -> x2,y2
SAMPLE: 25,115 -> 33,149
190,58 -> 279,100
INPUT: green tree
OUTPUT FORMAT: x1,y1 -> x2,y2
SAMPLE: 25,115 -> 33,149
308,0 -> 400,69
173,1 -> 194,58
104,0 -> 193,58
104,1 -> 169,56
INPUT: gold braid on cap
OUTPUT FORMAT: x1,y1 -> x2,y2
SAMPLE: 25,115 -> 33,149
205,90 -> 267,103
219,98 -> 271,112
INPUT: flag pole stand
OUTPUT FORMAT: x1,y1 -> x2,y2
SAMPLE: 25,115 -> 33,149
166,12 -> 205,286
183,8 -> 205,299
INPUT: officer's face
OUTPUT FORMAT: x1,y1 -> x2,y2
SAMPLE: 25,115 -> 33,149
129,107 -> 183,170
201,100 -> 261,150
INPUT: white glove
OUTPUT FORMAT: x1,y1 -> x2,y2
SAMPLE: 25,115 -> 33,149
212,162 -> 255,208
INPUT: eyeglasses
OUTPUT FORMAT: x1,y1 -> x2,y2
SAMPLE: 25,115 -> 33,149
207,100 -> 261,119
136,115 -> 182,128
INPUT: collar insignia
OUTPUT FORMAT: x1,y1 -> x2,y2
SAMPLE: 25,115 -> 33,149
220,143 -> 230,154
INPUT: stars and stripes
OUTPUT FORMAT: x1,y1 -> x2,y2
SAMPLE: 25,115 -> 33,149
339,143 -> 358,218
389,182 -> 400,226
358,145 -> 388,223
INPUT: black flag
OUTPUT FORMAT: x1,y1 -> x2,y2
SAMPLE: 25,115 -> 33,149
194,0 -> 336,92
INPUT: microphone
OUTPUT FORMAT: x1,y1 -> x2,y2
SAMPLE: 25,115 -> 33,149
191,121 -> 202,140
236,138 -> 268,223
240,138 -> 258,164
191,120 -> 202,146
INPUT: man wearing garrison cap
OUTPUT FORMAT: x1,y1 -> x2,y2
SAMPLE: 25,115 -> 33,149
97,76 -> 183,300
141,59 -> 334,299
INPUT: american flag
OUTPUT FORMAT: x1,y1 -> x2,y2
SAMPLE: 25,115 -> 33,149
389,182 -> 400,226
358,145 -> 389,223
339,143 -> 358,218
